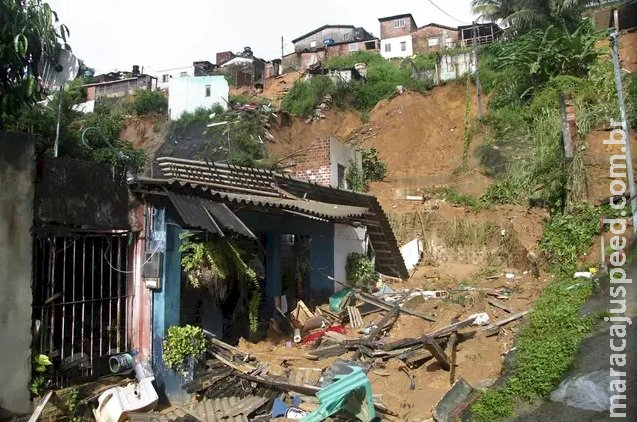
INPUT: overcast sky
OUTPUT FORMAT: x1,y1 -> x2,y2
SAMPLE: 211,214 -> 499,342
47,0 -> 476,74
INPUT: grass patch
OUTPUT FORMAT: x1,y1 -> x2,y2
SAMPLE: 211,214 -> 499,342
471,279 -> 599,421
442,218 -> 500,249
426,187 -> 493,211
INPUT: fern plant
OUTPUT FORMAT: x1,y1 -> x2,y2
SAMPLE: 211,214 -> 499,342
180,233 -> 261,333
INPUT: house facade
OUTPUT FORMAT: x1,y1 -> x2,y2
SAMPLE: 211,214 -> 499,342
168,75 -> 229,120
155,61 -> 216,91
290,138 -> 362,189
84,72 -> 157,101
412,23 -> 459,53
285,24 -> 376,71
458,23 -> 501,47
378,13 -> 418,59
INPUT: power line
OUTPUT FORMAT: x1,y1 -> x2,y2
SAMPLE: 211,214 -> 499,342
425,0 -> 471,24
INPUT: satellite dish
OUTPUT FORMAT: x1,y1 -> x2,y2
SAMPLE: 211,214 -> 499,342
40,47 -> 79,90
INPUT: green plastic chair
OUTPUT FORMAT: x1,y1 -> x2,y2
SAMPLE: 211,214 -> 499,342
301,366 -> 376,422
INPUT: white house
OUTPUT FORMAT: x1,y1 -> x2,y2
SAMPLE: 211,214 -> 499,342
155,65 -> 194,90
168,76 -> 229,120
378,13 -> 418,59
380,34 -> 414,59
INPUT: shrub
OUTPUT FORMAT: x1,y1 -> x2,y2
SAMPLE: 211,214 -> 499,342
281,76 -> 334,115
361,148 -> 387,183
125,89 -> 168,116
346,253 -> 376,289
345,159 -> 365,192
162,325 -> 207,375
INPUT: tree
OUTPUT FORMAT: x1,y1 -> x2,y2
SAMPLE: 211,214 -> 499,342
0,0 -> 70,129
471,0 -> 608,33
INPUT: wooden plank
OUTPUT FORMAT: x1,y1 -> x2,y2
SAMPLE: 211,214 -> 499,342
448,332 -> 458,385
488,299 -> 513,313
482,310 -> 530,336
425,342 -> 451,371
28,391 -> 53,422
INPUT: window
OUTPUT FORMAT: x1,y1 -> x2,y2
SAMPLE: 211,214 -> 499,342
205,85 -> 211,97
179,71 -> 188,77
343,32 -> 351,41
337,164 -> 346,189
310,40 -> 317,48
400,41 -> 407,51
162,74 -> 170,83
394,18 -> 405,28
428,37 -> 439,47
384,43 -> 391,52
348,43 -> 359,52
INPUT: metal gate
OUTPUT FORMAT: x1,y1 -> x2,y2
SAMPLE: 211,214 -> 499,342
32,234 -> 131,382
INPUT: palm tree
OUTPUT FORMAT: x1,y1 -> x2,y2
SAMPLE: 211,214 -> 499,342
471,0 -> 610,33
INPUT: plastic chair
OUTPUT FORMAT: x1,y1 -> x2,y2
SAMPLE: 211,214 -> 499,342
301,366 -> 376,422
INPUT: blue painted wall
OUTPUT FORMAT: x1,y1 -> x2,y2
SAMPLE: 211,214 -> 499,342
151,219 -> 185,403
236,211 -> 335,310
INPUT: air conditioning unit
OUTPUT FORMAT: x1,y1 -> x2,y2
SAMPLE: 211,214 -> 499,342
142,251 -> 163,289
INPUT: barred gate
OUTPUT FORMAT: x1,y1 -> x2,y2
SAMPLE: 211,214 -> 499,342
32,234 -> 131,383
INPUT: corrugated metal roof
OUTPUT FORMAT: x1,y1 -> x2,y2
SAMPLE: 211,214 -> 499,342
139,157 -> 408,278
166,192 -> 256,239
128,395 -> 268,422
207,190 -> 368,220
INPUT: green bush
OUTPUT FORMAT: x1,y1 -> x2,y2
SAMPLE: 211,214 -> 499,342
345,159 -> 365,192
346,253 -> 376,289
282,52 -> 433,115
125,89 -> 168,116
281,76 -> 334,115
163,325 -> 207,375
361,148 -> 387,183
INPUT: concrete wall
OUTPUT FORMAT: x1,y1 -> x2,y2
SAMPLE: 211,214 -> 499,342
0,133 -> 34,415
439,51 -> 475,82
381,34 -> 413,59
168,76 -> 228,120
333,224 -> 367,292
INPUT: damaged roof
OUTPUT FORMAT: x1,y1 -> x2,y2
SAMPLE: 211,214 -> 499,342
136,157 -> 408,279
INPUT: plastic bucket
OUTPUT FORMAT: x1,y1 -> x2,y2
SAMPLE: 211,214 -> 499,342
109,353 -> 134,373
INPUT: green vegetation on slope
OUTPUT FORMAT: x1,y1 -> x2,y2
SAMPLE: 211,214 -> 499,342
281,51 -> 436,115
470,17 -> 636,421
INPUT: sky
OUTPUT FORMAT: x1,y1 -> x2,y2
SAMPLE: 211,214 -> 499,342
46,0 -> 477,75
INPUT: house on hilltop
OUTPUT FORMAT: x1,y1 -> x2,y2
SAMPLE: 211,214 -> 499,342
378,13 -> 418,58
283,24 -> 377,72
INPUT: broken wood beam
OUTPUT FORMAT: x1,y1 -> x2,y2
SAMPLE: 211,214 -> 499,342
425,342 -> 451,371
427,316 -> 478,338
482,310 -> 530,337
28,391 -> 53,422
365,290 -> 413,341
487,299 -> 512,313
448,331 -> 458,385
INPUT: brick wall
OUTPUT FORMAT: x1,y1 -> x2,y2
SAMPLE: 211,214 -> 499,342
379,16 -> 417,39
292,138 -> 332,186
326,39 -> 379,58
412,26 -> 459,54
86,86 -> 96,101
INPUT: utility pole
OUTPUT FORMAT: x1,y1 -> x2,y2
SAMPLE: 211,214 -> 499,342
610,28 -> 637,233
472,21 -> 483,119
281,36 -> 284,61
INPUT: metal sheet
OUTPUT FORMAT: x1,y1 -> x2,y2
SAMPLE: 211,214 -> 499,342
202,202 -> 256,240
167,192 -> 223,235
